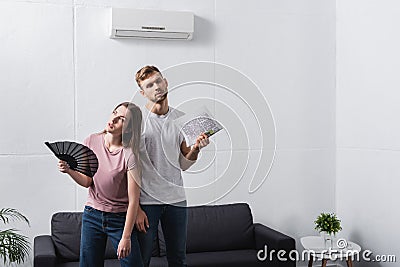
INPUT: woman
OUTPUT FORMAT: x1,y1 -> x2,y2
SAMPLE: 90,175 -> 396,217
58,102 -> 143,267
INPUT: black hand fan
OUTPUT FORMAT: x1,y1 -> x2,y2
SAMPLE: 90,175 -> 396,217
45,141 -> 99,178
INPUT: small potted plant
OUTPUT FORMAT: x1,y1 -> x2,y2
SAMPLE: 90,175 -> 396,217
314,212 -> 342,247
0,208 -> 31,265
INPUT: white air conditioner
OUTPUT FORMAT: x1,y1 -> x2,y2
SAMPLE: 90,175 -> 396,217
110,8 -> 194,40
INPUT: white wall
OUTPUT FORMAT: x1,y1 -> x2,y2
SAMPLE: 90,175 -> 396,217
212,4 -> 336,265
337,0 -> 400,266
0,0 -> 336,266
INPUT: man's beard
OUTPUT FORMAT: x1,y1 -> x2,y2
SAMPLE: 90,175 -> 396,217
154,91 -> 168,103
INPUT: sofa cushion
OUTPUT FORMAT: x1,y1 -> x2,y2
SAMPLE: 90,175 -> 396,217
51,212 -> 82,261
149,256 -> 168,267
186,249 -> 263,267
186,203 -> 254,253
51,212 -> 118,261
56,261 -> 79,267
56,258 -> 122,267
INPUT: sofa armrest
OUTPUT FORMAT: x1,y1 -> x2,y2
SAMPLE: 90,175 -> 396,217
254,223 -> 295,267
34,235 -> 57,267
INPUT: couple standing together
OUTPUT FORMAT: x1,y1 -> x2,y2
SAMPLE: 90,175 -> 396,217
58,66 -> 210,267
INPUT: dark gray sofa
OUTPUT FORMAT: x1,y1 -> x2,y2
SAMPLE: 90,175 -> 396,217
34,203 -> 295,267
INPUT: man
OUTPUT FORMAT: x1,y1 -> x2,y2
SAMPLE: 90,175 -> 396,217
134,65 -> 209,267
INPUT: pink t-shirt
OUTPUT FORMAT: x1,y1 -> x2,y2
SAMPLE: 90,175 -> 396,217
84,133 -> 136,213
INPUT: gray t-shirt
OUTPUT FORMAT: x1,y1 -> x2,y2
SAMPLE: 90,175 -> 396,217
139,106 -> 186,204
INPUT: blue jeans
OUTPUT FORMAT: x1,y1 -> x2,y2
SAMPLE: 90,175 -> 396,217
80,206 -> 143,267
138,202 -> 187,267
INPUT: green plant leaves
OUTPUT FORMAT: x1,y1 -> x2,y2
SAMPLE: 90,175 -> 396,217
314,212 -> 342,235
0,209 -> 30,226
0,209 -> 30,265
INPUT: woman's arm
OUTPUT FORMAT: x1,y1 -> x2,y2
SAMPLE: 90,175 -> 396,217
58,160 -> 93,187
117,168 -> 141,259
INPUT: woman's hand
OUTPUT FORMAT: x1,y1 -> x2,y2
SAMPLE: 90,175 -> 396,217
58,160 -> 93,187
58,160 -> 70,173
135,207 -> 149,233
117,237 -> 131,260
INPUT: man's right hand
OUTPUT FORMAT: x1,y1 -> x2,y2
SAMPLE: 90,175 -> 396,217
135,207 -> 149,233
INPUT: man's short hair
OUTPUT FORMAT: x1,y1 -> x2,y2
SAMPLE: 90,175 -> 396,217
135,65 -> 162,88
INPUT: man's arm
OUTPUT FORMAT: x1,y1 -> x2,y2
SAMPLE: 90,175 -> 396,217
179,133 -> 209,171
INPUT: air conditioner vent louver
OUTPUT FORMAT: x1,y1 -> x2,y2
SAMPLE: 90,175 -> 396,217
114,30 -> 190,40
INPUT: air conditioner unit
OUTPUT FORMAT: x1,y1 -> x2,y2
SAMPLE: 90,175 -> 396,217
110,8 -> 194,40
